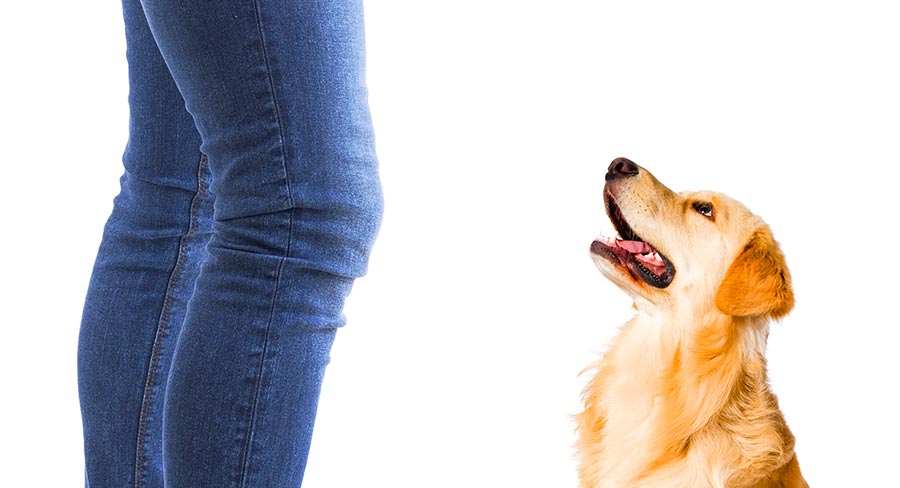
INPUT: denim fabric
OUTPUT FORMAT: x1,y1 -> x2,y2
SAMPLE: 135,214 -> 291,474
77,0 -> 382,486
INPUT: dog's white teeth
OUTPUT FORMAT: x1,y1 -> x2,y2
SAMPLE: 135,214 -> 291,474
635,251 -> 664,266
596,235 -> 618,246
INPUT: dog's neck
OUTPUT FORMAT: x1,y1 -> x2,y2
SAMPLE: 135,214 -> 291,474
626,306 -> 770,428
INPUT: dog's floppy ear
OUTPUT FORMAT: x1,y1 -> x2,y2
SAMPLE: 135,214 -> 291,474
716,227 -> 794,319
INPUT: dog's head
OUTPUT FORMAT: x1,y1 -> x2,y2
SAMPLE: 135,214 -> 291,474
590,158 -> 793,320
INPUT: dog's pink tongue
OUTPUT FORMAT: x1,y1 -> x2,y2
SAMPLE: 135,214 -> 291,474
616,239 -> 652,254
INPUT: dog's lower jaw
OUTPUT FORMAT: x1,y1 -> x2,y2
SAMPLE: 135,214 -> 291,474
575,313 -> 804,488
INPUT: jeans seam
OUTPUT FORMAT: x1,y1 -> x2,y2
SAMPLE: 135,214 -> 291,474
250,0 -> 294,210
235,10 -> 296,482
133,153 -> 209,488
237,206 -> 296,487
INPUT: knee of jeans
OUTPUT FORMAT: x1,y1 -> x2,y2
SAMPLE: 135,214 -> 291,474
211,186 -> 383,278
104,171 -> 201,239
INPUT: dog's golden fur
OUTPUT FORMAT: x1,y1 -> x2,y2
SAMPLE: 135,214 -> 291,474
577,160 -> 807,487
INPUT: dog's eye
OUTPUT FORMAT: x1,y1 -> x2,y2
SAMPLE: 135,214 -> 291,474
693,202 -> 715,220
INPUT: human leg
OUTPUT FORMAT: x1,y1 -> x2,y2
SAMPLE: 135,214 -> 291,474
134,0 -> 382,485
76,0 -> 212,486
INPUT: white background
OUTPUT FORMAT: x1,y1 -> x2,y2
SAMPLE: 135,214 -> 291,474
2,1 -> 898,486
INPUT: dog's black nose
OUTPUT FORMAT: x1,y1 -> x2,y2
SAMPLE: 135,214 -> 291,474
606,157 -> 639,181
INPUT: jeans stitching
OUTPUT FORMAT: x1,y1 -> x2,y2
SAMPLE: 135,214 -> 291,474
133,153 -> 209,488
235,9 -> 296,483
251,0 -> 293,210
237,206 -> 296,487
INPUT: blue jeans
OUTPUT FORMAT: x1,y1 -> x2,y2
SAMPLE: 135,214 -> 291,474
76,0 -> 382,486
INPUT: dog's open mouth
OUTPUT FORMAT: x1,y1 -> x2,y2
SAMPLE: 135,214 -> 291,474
590,192 -> 676,288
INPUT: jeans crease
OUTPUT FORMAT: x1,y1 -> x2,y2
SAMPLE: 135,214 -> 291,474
133,154 -> 208,488
123,168 -> 200,192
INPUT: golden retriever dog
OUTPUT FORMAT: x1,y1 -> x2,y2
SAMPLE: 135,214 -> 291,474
576,158 -> 807,488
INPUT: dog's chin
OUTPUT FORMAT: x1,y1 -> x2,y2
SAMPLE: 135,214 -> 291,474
590,253 -> 642,295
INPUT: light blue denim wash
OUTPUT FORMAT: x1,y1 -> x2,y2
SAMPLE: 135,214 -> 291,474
77,0 -> 383,486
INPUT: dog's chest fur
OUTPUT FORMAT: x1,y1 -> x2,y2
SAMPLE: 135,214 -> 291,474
580,316 -> 699,487
577,313 -> 780,488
